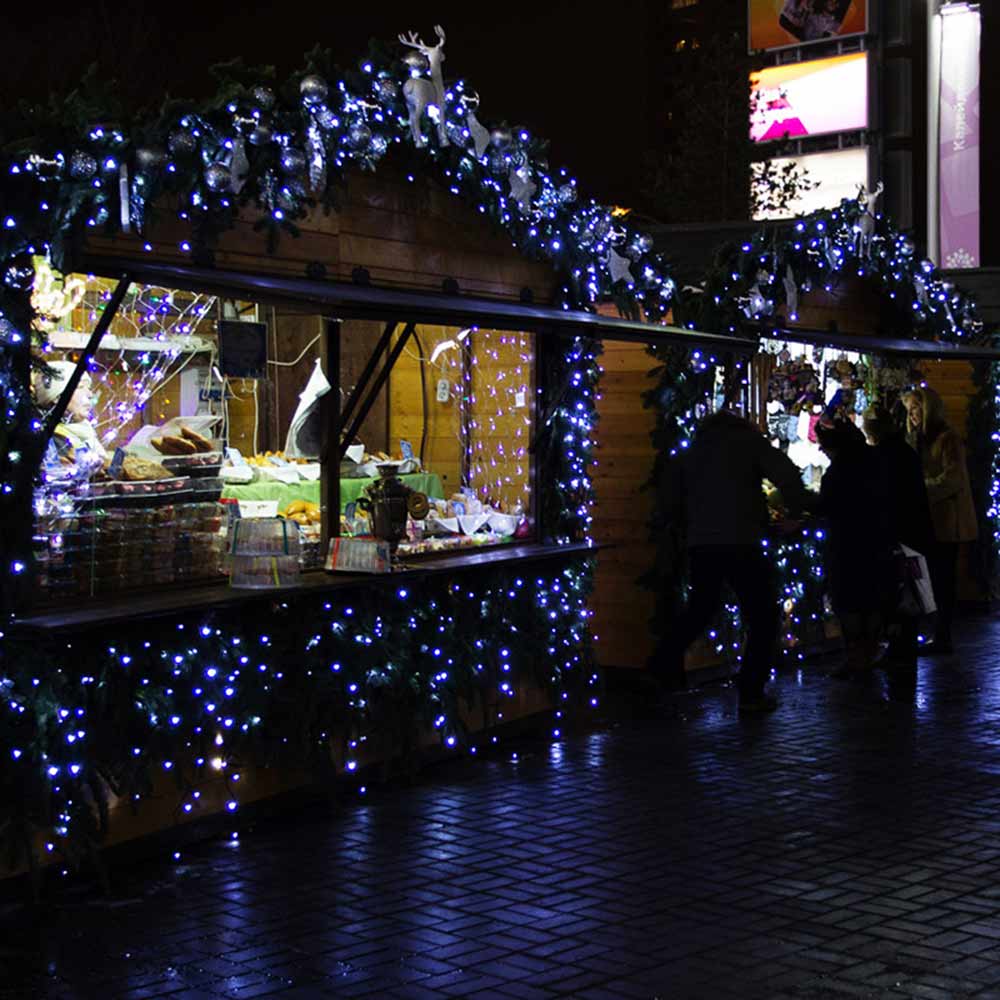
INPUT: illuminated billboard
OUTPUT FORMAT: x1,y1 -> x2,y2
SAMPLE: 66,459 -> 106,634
752,147 -> 868,221
749,0 -> 868,53
751,52 -> 868,143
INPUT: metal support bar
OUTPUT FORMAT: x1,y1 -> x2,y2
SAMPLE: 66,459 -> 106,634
41,273 -> 131,450
339,321 -> 416,459
334,319 -> 397,446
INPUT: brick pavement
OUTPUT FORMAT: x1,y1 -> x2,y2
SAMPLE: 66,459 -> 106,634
5,617 -> 1000,999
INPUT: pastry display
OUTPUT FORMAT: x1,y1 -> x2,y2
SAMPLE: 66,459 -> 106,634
122,455 -> 172,481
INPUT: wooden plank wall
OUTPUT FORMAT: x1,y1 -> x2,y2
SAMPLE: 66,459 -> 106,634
80,167 -> 556,303
591,338 -> 658,669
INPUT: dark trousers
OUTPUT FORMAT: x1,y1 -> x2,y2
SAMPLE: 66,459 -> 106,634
928,541 -> 959,643
666,544 -> 777,701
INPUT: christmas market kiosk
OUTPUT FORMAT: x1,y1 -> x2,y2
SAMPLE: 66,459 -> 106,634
0,34 -> 753,881
641,191 -> 1000,672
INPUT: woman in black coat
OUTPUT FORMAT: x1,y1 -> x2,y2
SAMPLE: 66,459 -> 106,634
815,418 -> 895,675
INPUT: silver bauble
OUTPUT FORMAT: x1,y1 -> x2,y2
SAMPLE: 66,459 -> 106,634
299,74 -> 329,105
557,183 -> 577,205
134,147 -> 166,172
370,134 -> 389,158
637,233 -> 653,254
205,164 -> 231,192
315,107 -> 338,130
347,123 -> 373,149
444,120 -> 468,146
281,148 -> 307,174
487,150 -> 508,175
168,130 -> 198,157
490,126 -> 513,149
577,227 -> 596,249
594,218 -> 611,240
375,78 -> 400,103
402,50 -> 429,72
506,145 -> 527,168
252,86 -> 277,111
249,124 -> 274,146
69,151 -> 98,179
4,264 -> 34,291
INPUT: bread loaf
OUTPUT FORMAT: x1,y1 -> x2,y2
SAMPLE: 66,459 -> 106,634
179,425 -> 214,453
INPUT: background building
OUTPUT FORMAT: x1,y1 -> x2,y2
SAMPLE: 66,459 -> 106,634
645,0 -> 999,317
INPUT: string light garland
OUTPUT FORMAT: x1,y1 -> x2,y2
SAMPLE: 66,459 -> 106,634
644,193 -> 996,667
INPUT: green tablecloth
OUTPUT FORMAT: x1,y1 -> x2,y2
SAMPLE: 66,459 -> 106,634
222,473 -> 444,513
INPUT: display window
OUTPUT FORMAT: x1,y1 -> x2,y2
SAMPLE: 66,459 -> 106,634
338,322 -> 534,558
29,266 -> 537,605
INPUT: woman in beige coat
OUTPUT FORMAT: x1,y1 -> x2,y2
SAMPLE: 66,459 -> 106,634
903,387 -> 978,653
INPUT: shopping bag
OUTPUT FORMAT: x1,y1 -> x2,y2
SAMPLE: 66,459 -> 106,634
896,544 -> 936,618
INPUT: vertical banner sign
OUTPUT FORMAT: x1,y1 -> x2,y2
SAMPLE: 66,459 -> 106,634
938,8 -> 981,269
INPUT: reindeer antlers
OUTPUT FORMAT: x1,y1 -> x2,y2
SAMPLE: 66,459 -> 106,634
398,26 -> 445,51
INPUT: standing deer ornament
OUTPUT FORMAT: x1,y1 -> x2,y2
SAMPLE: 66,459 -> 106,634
854,179 -> 884,258
399,26 -> 449,148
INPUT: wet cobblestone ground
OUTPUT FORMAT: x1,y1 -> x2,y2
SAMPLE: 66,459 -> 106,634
6,616 -> 1000,999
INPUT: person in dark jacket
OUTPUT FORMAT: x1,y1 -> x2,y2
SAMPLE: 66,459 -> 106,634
654,409 -> 813,713
815,418 -> 895,675
863,405 -> 935,668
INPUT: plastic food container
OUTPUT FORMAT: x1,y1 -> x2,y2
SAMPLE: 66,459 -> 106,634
228,517 -> 301,557
229,554 -> 300,589
114,477 -> 188,496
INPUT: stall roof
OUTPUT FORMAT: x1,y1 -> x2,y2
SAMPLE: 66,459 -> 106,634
757,323 -> 1000,361
75,255 -> 758,353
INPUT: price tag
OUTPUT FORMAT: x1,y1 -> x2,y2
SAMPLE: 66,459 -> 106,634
400,440 -> 414,460
226,447 -> 247,466
238,500 -> 279,519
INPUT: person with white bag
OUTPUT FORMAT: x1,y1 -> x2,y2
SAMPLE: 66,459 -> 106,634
863,406 -> 936,668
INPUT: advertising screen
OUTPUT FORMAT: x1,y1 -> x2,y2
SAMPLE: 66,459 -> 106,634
749,0 -> 868,52
750,52 -> 868,143
752,147 -> 868,221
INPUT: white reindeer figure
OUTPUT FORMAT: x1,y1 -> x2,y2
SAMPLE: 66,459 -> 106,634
854,179 -> 884,258
398,26 -> 449,148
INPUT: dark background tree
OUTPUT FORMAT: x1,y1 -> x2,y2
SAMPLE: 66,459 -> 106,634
640,3 -> 812,223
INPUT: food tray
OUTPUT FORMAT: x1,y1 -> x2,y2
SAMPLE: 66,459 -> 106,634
160,452 -> 223,476
113,477 -> 189,496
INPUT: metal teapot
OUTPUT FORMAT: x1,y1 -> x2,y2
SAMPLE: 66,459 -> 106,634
359,463 -> 429,565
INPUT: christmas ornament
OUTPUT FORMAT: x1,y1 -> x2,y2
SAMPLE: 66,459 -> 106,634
445,120 -> 468,146
4,264 -> 34,291
281,148 -> 307,175
228,139 -> 250,194
782,264 -> 798,318
854,179 -> 884,258
168,129 -> 198,157
306,122 -> 326,194
402,49 -> 429,72
253,86 -> 277,111
490,126 -> 512,149
398,26 -> 449,147
348,122 -> 373,150
487,150 -> 508,175
608,248 -> 633,285
557,183 -> 577,205
315,107 -> 338,131
374,78 -> 399,103
69,151 -> 98,179
205,163 -> 231,192
370,134 -> 389,158
467,112 -> 490,158
249,124 -> 274,147
27,154 -> 61,180
508,166 -> 536,214
300,74 -> 329,105
134,147 -> 165,172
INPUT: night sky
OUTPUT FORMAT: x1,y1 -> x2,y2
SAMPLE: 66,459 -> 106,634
3,1 -> 653,208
